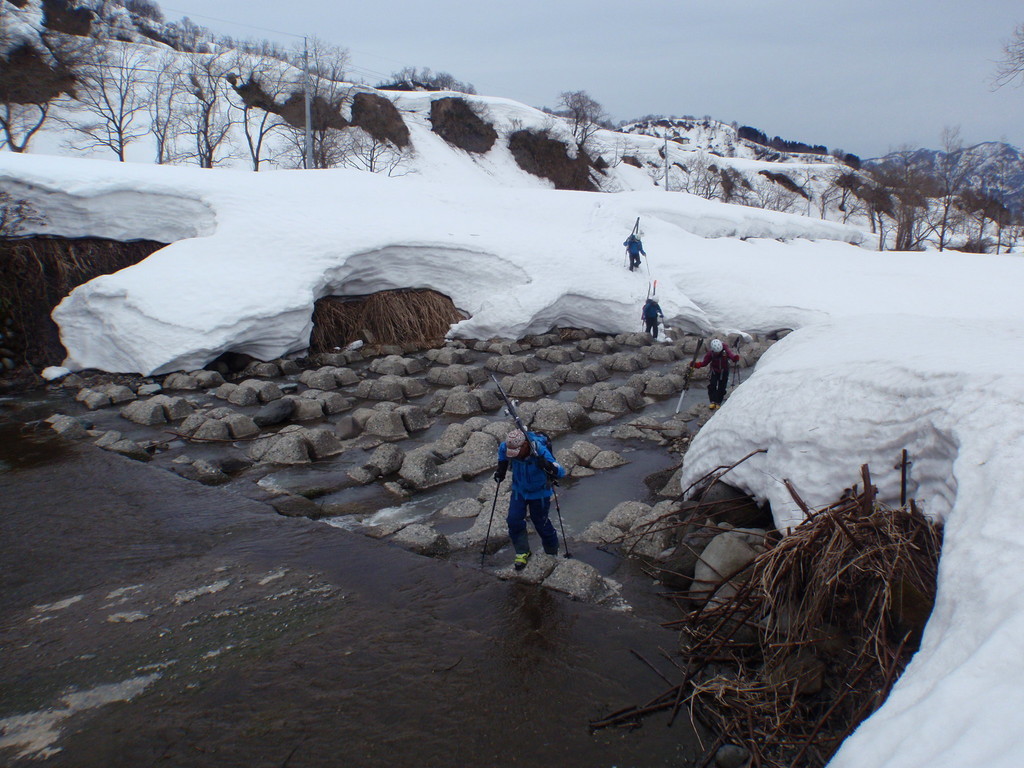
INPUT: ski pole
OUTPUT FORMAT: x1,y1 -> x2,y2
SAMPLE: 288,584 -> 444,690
675,338 -> 705,414
551,483 -> 571,558
481,479 -> 501,567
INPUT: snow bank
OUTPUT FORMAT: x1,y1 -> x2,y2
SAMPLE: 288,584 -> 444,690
0,152 -> 863,375
681,315 -> 1024,768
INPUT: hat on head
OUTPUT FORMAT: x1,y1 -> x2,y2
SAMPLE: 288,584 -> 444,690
506,429 -> 529,458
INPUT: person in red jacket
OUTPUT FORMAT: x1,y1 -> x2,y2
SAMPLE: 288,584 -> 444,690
690,338 -> 740,409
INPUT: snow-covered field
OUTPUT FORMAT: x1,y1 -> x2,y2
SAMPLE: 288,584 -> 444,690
3,115 -> 1024,766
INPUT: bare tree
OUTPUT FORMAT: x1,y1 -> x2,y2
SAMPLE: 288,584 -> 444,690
57,42 -> 151,161
681,151 -> 722,200
865,151 -> 934,251
176,52 -> 235,168
744,177 -> 799,213
0,33 -> 82,152
929,126 -> 974,251
994,22 -> 1024,87
335,127 -> 411,176
147,51 -> 181,164
225,52 -> 290,171
278,37 -> 353,169
558,90 -> 606,153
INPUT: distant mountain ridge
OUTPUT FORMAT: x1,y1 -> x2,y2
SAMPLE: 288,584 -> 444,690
865,142 -> 1024,215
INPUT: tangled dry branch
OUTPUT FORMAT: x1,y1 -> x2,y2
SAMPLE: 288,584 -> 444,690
593,464 -> 943,768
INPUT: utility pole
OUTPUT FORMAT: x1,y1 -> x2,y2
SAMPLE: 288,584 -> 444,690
303,36 -> 313,169
663,135 -> 669,191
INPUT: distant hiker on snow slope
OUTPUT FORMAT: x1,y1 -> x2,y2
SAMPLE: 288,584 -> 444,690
691,338 -> 740,410
642,298 -> 665,338
494,429 -> 566,570
624,233 -> 645,271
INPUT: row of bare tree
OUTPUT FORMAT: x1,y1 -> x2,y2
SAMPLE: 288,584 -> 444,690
0,31 -> 409,175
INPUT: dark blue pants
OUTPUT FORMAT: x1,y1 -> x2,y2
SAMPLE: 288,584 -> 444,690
507,494 -> 559,556
709,369 -> 728,405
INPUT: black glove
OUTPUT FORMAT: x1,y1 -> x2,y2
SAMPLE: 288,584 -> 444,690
542,460 -> 559,478
494,460 -> 508,484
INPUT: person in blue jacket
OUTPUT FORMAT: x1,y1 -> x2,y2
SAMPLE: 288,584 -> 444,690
624,233 -> 646,271
642,298 -> 665,338
494,429 -> 566,570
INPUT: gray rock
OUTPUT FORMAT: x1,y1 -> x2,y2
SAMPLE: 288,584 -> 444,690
305,428 -> 344,458
107,438 -> 150,461
347,466 -> 379,485
194,370 -> 225,388
120,399 -> 168,426
542,558 -> 606,601
485,354 -> 540,375
227,386 -> 260,407
392,523 -> 450,557
354,376 -> 405,401
239,379 -> 283,403
269,494 -> 323,518
395,404 -> 430,433
578,521 -> 624,545
439,498 -> 482,519
364,410 -> 408,439
287,396 -> 326,421
193,459 -> 230,485
426,364 -> 480,387
299,368 -> 341,390
589,450 -> 627,470
222,413 -> 259,439
535,346 -> 583,363
318,391 -> 353,414
692,528 -> 767,604
163,372 -> 199,390
259,433 -> 311,464
100,384 -> 136,404
193,419 -> 231,441
47,414 -> 89,439
137,383 -> 162,396
94,430 -> 122,448
369,355 -> 424,376
367,443 -> 405,475
247,362 -> 281,378
606,501 -> 651,531
253,398 -> 295,427
440,391 -> 483,416
570,440 -> 601,466
715,744 -> 751,768
77,389 -> 113,410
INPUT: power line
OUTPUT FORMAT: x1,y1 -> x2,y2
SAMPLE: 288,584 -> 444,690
160,5 -> 304,39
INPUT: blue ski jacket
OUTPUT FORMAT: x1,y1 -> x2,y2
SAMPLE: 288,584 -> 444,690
624,236 -> 646,256
497,431 -> 566,500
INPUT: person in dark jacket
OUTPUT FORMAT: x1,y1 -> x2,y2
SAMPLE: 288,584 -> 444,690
624,233 -> 645,271
642,298 -> 665,338
494,429 -> 566,570
690,338 -> 740,409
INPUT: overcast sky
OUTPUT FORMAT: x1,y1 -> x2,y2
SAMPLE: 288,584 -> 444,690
159,0 -> 1024,158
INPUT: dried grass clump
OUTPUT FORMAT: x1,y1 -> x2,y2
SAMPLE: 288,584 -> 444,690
311,289 -> 463,352
593,465 -> 943,768
0,236 -> 164,367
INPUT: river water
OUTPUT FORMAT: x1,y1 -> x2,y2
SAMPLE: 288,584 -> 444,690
0,409 -> 705,766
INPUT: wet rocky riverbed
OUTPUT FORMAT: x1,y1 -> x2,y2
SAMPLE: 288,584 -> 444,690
0,329 -> 774,766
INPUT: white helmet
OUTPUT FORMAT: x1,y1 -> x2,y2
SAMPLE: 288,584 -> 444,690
710,339 -> 724,354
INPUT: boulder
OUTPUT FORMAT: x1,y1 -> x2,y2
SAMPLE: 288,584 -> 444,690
253,398 -> 295,427
238,379 -> 283,403
366,443 -> 405,475
46,414 -> 89,439
392,524 -> 450,558
542,558 -> 606,602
